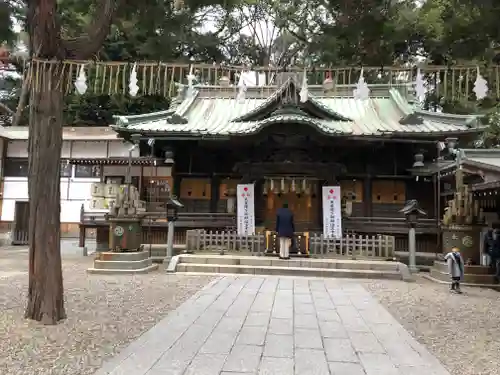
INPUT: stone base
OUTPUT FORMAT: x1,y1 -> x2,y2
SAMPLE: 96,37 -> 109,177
167,254 -> 412,281
88,251 -> 158,274
87,264 -> 159,275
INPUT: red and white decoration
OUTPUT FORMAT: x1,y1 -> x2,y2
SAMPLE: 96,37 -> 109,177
322,186 -> 342,238
237,184 -> 255,235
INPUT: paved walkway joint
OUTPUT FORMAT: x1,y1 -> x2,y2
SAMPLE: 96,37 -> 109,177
96,276 -> 451,375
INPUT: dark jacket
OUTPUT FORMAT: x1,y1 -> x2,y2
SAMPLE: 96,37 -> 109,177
484,230 -> 500,259
275,207 -> 295,238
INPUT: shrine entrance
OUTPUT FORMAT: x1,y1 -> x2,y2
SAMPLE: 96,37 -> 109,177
261,178 -> 320,232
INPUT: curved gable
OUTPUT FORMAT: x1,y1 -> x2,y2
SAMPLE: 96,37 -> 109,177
231,79 -> 351,122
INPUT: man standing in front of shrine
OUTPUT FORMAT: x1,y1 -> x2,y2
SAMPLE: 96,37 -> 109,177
275,202 -> 295,260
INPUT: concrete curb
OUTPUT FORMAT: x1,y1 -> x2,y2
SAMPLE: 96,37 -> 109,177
397,262 -> 416,282
421,273 -> 500,290
166,255 -> 179,273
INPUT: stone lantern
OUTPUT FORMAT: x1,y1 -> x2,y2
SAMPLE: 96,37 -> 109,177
400,200 -> 427,273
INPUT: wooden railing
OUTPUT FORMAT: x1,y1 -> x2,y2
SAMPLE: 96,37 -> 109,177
309,233 -> 395,258
186,229 -> 265,255
185,229 -> 395,259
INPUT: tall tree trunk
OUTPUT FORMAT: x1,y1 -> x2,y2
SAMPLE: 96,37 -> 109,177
25,64 -> 66,324
24,0 -> 119,324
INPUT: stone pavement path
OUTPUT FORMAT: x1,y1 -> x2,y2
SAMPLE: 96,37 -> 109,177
95,276 -> 451,375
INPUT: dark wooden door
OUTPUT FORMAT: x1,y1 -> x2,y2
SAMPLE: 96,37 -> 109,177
12,201 -> 29,245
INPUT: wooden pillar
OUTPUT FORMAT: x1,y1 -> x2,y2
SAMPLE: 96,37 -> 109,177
318,180 -> 326,229
363,177 -> 372,217
210,175 -> 220,212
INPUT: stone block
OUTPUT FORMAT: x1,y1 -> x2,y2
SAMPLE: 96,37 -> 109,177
236,326 -> 268,346
258,357 -> 294,375
243,258 -> 272,267
358,353 -> 398,373
183,354 -> 227,375
245,312 -> 271,326
223,345 -> 263,373
263,334 -> 294,358
294,314 -> 319,329
269,318 -> 293,335
294,303 -> 315,314
294,294 -> 313,304
294,349 -> 330,375
199,331 -> 238,354
319,320 -> 348,339
348,332 -> 385,353
329,362 -> 366,375
215,316 -> 245,333
294,328 -> 323,349
313,298 -> 336,311
316,309 -> 341,322
324,338 -> 359,363
271,306 -> 293,319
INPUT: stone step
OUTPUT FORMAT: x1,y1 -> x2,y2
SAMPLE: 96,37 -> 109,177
433,261 -> 493,275
430,268 -> 497,284
87,264 -> 159,275
176,263 -> 403,280
178,254 -> 401,272
96,251 -> 149,262
94,258 -> 152,270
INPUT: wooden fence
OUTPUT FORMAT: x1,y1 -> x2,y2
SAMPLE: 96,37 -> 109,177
309,233 -> 395,258
186,230 -> 395,259
186,230 -> 265,255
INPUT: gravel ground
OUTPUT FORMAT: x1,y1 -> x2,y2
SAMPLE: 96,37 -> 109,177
0,248 -> 215,375
365,277 -> 500,375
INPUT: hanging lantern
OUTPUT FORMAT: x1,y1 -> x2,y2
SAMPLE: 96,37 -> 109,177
302,179 -> 307,194
74,64 -> 88,95
262,181 -> 268,196
291,179 -> 296,192
270,179 -> 276,194
128,63 -> 139,97
173,0 -> 184,10
280,178 -> 286,193
323,71 -> 334,92
305,182 -> 311,196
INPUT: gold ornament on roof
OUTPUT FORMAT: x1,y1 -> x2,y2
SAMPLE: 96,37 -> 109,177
174,0 -> 184,10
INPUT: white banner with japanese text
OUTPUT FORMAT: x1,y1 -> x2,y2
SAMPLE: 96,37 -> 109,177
237,184 -> 255,235
322,186 -> 342,238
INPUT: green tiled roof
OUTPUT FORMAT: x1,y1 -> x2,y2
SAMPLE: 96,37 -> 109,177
112,79 -> 482,138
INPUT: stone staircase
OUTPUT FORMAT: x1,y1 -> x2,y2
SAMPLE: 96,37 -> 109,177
166,254 -> 412,281
87,251 -> 159,274
427,261 -> 499,289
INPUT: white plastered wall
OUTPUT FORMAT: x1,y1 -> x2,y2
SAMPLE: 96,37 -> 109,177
1,139 -> 169,223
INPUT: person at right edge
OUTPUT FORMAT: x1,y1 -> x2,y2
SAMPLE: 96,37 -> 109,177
483,227 -> 500,283
275,202 -> 295,260
444,247 -> 465,294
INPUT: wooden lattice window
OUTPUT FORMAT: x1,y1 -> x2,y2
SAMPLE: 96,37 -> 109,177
219,179 -> 239,199
372,180 -> 406,204
340,180 -> 363,203
180,178 -> 211,200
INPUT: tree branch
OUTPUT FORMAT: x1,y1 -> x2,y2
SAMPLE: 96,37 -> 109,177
62,0 -> 122,60
0,102 -> 14,115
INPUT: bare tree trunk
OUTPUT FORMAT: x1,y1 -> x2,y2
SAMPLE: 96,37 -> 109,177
24,64 -> 66,324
